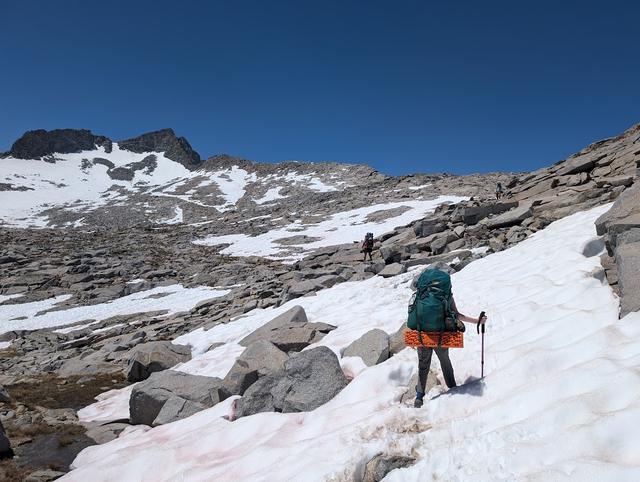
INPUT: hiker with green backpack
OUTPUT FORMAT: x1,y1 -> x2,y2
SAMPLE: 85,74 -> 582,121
407,268 -> 487,408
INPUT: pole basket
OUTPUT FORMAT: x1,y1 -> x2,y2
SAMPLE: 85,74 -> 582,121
404,329 -> 464,349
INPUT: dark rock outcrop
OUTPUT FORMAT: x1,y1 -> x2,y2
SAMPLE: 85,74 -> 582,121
239,306 -> 336,352
124,341 -> 192,382
236,346 -> 348,417
129,370 -> 227,426
0,420 -> 12,458
615,241 -> 640,317
222,340 -> 288,395
4,128 -> 112,158
595,182 -> 640,317
342,329 -> 390,366
118,128 -> 201,168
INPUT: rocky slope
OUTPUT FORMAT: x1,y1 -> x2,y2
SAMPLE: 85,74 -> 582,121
0,124 -> 638,480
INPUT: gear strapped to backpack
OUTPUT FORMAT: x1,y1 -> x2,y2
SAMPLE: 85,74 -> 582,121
406,268 -> 464,348
363,232 -> 374,250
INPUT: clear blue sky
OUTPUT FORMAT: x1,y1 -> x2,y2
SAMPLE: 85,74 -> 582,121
1,0 -> 638,175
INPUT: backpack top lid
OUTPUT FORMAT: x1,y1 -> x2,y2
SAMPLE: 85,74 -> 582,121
415,268 -> 452,297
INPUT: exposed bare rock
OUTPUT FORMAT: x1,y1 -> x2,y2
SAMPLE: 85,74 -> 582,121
124,341 -> 192,382
4,128 -> 112,159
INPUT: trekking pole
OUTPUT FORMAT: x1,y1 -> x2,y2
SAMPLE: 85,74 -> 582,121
476,311 -> 486,378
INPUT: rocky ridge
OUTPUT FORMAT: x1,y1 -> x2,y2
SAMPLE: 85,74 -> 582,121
0,123 -> 639,480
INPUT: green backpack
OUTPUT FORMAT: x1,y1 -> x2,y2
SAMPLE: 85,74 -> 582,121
407,269 -> 456,332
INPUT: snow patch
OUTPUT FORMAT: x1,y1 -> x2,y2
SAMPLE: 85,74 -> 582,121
194,196 -> 466,261
254,187 -> 286,204
160,206 -> 183,225
0,294 -> 24,304
207,166 -> 257,210
0,285 -> 229,335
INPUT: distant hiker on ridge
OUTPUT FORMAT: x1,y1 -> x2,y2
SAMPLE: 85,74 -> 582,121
495,182 -> 504,200
361,232 -> 374,261
407,268 -> 487,408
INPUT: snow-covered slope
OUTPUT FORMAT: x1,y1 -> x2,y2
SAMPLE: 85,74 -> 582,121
0,143 -> 364,228
0,284 -> 229,335
61,204 -> 640,481
194,196 -> 467,261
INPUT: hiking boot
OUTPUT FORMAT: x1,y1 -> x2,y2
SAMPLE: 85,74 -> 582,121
414,387 -> 425,408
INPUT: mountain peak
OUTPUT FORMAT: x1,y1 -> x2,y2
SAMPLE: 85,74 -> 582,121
118,128 -> 201,168
5,128 -> 112,159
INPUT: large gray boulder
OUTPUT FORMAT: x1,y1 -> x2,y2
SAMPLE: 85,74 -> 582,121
461,202 -> 518,225
125,341 -> 192,382
152,396 -> 208,426
85,422 -> 130,445
378,263 -> 407,278
0,420 -> 11,457
129,370 -> 227,426
239,306 -> 336,352
379,244 -> 404,264
594,183 -> 640,317
413,219 -> 446,237
595,183 -> 640,249
389,323 -> 408,356
615,241 -> 640,317
236,346 -> 348,417
557,156 -> 597,176
222,340 -> 288,395
429,231 -> 457,254
240,306 -> 307,346
485,203 -> 533,229
57,351 -> 122,378
286,275 -> 339,299
267,322 -> 336,352
343,329 -> 390,366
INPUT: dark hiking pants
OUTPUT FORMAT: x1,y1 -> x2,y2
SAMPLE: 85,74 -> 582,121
417,347 -> 457,392
363,249 -> 373,261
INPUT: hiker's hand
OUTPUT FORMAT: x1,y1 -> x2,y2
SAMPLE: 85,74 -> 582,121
478,315 -> 487,325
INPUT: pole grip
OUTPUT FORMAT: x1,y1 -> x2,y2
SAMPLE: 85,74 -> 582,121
477,311 -> 486,335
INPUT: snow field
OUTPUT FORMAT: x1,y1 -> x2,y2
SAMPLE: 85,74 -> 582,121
194,195 -> 467,261
1,147 -> 362,227
65,203 -> 640,481
254,187 -> 286,204
205,166 -> 257,210
0,144 -> 193,227
0,285 -> 230,335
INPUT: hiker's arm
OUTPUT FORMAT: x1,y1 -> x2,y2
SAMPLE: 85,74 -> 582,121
451,298 -> 487,324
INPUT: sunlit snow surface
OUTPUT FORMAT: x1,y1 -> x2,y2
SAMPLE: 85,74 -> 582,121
194,196 -> 467,261
0,144 -> 194,227
65,204 -> 640,481
0,285 -> 229,335
0,145 -> 355,227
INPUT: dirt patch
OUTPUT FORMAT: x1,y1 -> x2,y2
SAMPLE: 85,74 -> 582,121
5,373 -> 127,411
0,459 -> 30,482
0,373 -> 130,479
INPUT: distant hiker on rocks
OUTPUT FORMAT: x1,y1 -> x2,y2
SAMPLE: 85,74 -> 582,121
407,268 -> 487,408
495,182 -> 504,200
361,232 -> 374,261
